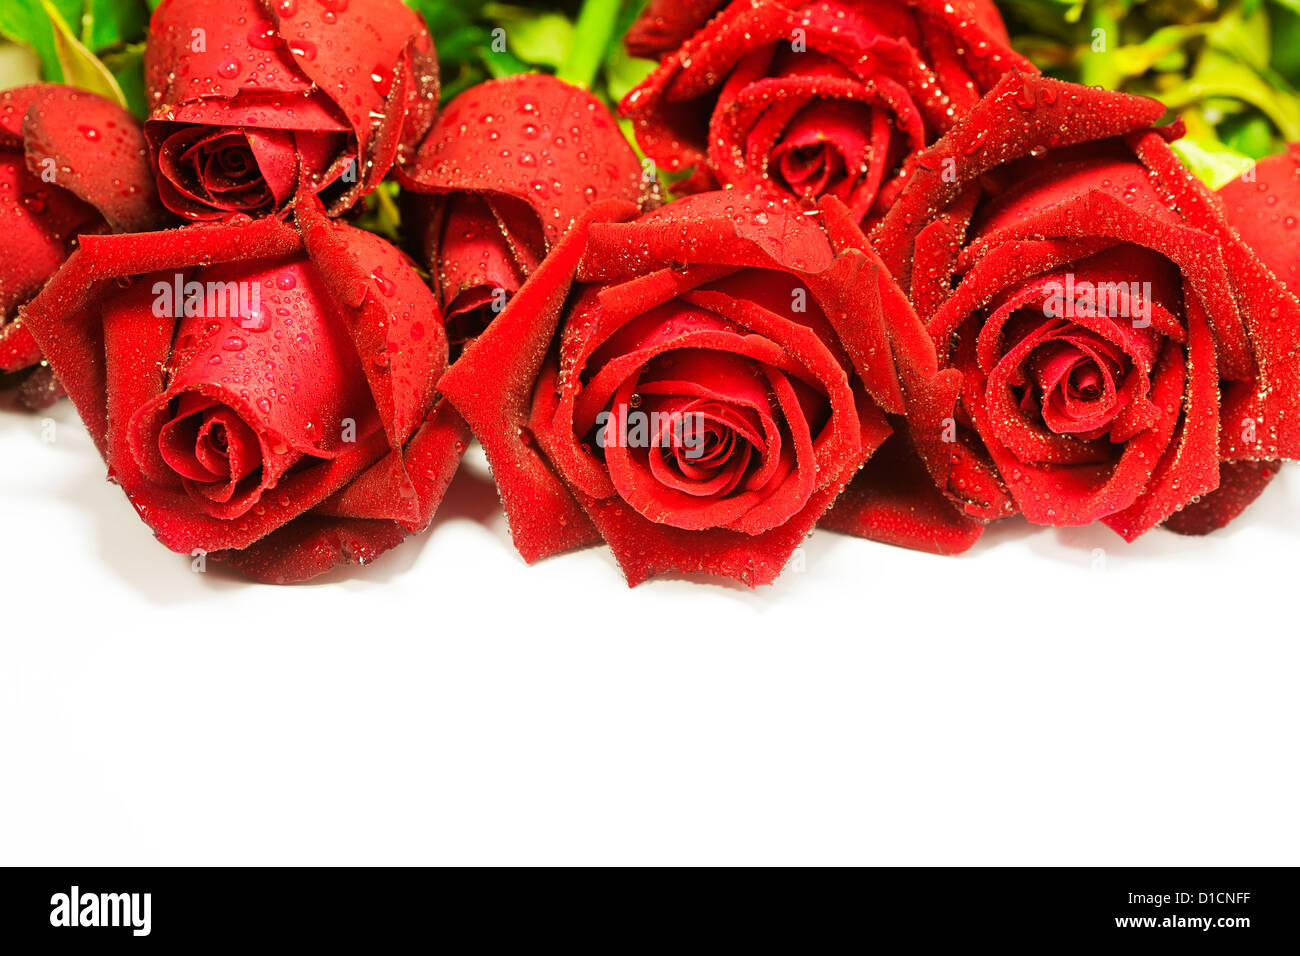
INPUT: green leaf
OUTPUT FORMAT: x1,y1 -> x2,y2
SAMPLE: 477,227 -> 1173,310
480,45 -> 531,79
1107,24 -> 1209,79
1271,0 -> 1300,85
434,25 -> 492,64
498,11 -> 575,71
103,42 -> 147,118
558,0 -> 620,88
605,44 -> 654,104
358,180 -> 403,242
41,0 -> 127,106
1162,49 -> 1300,141
440,61 -> 487,101
83,0 -> 150,54
0,0 -> 81,82
1001,0 -> 1088,41
1203,0 -> 1272,73
1170,136 -> 1258,190
1222,113 -> 1280,157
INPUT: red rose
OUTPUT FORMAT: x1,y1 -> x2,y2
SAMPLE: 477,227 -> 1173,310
21,198 -> 468,582
438,189 -> 947,586
398,74 -> 647,349
855,73 -> 1300,550
1207,144 -> 1300,524
1,85 -> 167,407
1219,144 -> 1300,294
144,0 -> 438,221
619,0 -> 1032,222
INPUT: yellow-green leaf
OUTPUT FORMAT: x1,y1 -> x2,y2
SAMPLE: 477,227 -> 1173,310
41,0 -> 126,107
0,39 -> 42,90
1170,137 -> 1257,190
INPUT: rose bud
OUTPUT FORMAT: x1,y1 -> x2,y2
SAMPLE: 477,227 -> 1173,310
144,0 -> 439,221
1,85 -> 168,408
398,74 -> 647,350
619,0 -> 1033,223
855,73 -> 1300,549
21,198 -> 469,582
438,190 -> 951,586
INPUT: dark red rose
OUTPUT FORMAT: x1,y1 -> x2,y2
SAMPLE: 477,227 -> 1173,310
399,74 -> 648,349
144,0 -> 438,221
21,197 -> 468,582
438,189 -> 949,586
848,73 -> 1300,550
619,0 -> 1032,223
0,85 -> 167,408
624,0 -> 726,58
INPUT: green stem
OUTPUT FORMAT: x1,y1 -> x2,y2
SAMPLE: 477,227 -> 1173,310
1080,1 -> 1123,89
557,0 -> 621,89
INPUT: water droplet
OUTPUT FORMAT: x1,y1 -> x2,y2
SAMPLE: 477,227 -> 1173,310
275,272 -> 297,291
962,128 -> 988,156
248,25 -> 281,50
241,310 -> 272,333
288,39 -> 317,60
217,58 -> 242,79
370,64 -> 393,98
371,267 -> 396,296
223,335 -> 248,352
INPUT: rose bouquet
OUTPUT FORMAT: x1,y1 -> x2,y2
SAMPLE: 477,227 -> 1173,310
2,0 -> 1298,585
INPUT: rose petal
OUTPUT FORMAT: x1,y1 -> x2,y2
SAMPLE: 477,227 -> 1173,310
1162,459 -> 1282,536
400,73 -> 644,250
1218,144 -> 1300,293
439,201 -> 642,562
821,430 -> 985,554
20,86 -> 167,233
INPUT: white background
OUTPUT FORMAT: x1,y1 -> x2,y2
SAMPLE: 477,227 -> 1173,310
2,396 -> 1297,865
